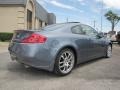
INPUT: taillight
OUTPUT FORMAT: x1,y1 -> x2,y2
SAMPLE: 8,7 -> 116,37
21,33 -> 47,43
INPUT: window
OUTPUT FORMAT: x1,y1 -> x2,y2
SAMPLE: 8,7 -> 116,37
42,24 -> 67,31
71,25 -> 85,34
39,20 -> 42,28
27,9 -> 32,29
81,25 -> 98,36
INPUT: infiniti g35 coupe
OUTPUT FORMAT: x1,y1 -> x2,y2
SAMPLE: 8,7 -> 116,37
8,22 -> 112,76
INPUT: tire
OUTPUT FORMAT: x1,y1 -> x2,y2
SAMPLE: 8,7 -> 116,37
106,45 -> 112,58
54,48 -> 75,76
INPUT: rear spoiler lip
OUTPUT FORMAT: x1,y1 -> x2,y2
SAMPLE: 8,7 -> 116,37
13,29 -> 41,32
14,30 -> 32,32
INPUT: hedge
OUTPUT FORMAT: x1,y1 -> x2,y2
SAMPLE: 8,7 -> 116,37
0,32 -> 13,42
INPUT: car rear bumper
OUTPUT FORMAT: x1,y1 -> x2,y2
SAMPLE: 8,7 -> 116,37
8,42 -> 55,71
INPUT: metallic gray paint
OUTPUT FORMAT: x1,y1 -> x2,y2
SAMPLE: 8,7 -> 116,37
8,23 -> 111,71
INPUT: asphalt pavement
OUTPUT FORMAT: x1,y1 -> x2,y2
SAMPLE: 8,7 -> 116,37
0,45 -> 120,90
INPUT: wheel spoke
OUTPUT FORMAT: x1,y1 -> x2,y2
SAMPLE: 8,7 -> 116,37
59,64 -> 65,68
61,55 -> 65,59
68,56 -> 72,62
68,64 -> 71,68
59,61 -> 64,64
67,53 -> 70,58
64,66 -> 68,71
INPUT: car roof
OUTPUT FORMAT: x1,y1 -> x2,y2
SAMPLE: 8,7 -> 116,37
43,22 -> 81,29
41,23 -> 80,31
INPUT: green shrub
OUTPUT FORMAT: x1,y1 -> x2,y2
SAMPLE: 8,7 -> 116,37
0,33 -> 13,42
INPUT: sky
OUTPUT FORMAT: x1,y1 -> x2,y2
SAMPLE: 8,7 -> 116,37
37,0 -> 120,32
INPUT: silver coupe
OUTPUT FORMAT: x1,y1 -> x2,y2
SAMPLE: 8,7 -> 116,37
8,22 -> 112,75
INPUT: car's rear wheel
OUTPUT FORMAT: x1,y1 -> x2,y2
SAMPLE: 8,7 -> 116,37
106,45 -> 112,58
54,49 -> 75,76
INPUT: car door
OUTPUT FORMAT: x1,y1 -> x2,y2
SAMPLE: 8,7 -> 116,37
71,25 -> 92,62
81,25 -> 105,59
91,33 -> 106,58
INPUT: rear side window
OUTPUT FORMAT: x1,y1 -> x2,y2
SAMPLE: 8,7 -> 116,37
71,25 -> 85,34
42,24 -> 66,31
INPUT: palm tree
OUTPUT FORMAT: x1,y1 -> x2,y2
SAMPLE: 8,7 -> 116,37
105,10 -> 120,31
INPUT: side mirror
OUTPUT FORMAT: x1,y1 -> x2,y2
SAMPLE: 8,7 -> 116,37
97,32 -> 104,38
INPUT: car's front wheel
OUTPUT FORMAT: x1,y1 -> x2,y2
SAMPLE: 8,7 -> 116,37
54,49 -> 75,76
106,45 -> 112,58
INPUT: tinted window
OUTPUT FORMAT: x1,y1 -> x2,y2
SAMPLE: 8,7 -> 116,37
71,25 -> 85,34
81,25 -> 98,36
42,24 -> 66,31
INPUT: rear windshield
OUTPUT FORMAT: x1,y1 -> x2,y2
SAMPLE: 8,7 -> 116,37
42,24 -> 66,31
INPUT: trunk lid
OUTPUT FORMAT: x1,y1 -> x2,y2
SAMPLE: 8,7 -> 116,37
12,30 -> 34,43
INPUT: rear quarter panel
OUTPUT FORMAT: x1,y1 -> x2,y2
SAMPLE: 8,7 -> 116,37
43,32 -> 87,65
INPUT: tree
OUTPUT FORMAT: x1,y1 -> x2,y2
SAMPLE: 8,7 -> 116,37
105,10 -> 120,31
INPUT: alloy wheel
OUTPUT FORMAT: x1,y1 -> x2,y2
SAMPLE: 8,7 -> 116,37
58,51 -> 75,74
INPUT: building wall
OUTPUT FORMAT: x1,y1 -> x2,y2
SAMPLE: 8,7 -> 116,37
17,7 -> 25,30
34,1 -> 48,24
42,22 -> 46,27
35,18 -> 42,29
0,0 -> 56,33
0,0 -> 35,32
35,18 -> 40,29
48,13 -> 56,25
0,6 -> 25,32
25,0 -> 35,30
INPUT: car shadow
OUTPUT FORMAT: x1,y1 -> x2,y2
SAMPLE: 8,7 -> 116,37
6,56 -> 120,81
73,56 -> 120,80
75,57 -> 105,69
7,57 -> 105,79
7,62 -> 60,80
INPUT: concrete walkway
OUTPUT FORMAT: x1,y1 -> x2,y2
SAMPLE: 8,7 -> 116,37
0,42 -> 9,53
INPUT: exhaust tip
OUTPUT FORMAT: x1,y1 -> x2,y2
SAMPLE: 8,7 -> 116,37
24,65 -> 30,68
